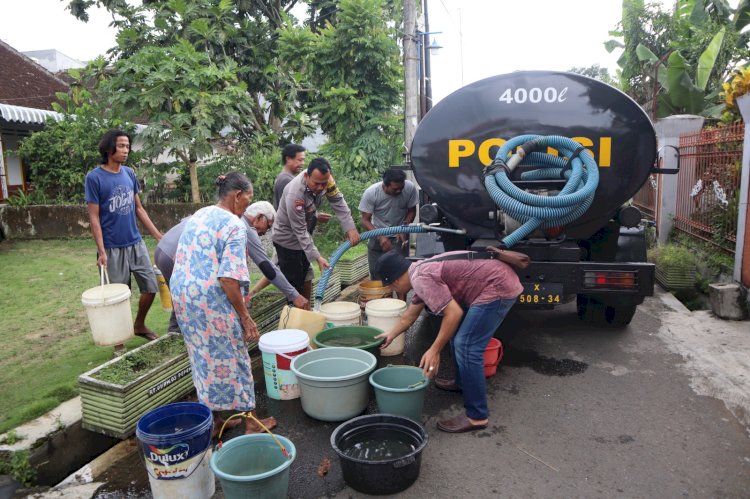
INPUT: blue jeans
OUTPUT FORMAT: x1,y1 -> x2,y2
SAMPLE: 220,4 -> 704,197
450,298 -> 517,420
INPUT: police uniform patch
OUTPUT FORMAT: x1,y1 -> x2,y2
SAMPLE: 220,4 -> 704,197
294,199 -> 304,211
325,176 -> 340,198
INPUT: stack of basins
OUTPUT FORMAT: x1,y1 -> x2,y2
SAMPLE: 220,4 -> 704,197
312,268 -> 342,304
249,291 -> 287,339
338,252 -> 370,286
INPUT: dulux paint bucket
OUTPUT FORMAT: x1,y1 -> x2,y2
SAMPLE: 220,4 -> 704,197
135,402 -> 215,499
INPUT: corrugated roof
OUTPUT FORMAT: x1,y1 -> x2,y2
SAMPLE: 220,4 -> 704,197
0,103 -> 63,125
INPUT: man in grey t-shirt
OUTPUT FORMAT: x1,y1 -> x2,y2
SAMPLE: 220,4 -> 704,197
273,144 -> 306,210
358,168 -> 418,287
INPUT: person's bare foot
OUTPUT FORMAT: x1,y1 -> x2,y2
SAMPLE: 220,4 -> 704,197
245,416 -> 277,434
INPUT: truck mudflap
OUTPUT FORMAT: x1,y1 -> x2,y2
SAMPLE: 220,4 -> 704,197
516,261 -> 654,306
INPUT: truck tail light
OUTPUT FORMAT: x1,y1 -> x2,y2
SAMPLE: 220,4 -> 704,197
583,271 -> 638,290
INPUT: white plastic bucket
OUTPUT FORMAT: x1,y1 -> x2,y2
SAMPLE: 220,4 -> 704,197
81,267 -> 134,346
320,301 -> 361,327
365,298 -> 407,356
258,329 -> 310,400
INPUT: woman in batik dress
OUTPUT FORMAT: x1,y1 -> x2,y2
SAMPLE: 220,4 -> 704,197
171,172 -> 277,435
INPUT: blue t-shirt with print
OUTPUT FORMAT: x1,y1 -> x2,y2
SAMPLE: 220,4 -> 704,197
84,165 -> 142,248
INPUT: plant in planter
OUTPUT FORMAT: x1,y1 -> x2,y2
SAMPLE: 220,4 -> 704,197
650,244 -> 697,291
78,333 -> 193,439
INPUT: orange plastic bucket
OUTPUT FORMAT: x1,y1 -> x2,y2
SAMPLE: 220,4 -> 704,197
483,338 -> 503,378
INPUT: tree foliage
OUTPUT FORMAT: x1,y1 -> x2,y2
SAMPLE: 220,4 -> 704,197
100,38 -> 253,202
66,0 -> 312,144
568,64 -> 620,88
606,0 -> 750,118
16,62 -> 140,203
278,0 -> 403,180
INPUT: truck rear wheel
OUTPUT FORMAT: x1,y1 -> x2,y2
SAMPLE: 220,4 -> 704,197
577,295 -> 636,327
603,301 -> 637,326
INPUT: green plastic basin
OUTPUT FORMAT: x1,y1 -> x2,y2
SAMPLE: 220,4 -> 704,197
313,325 -> 384,357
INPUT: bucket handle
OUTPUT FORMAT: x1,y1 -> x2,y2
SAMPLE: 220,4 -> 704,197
99,265 -> 111,287
385,365 -> 430,389
392,455 -> 416,469
215,412 -> 291,460
492,343 -> 504,368
97,266 -> 111,304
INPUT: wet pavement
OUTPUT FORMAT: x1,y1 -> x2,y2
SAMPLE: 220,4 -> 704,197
92,313 -> 442,499
88,292 -> 750,498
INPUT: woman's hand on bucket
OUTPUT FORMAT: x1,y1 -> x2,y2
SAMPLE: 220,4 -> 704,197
241,316 -> 259,342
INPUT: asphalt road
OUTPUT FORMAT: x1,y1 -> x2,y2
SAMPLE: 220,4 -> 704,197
94,292 -> 750,498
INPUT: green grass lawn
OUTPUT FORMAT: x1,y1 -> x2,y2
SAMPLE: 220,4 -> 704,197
0,237 -> 170,434
0,233 -> 359,434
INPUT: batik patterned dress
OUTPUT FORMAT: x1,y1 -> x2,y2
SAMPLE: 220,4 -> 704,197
170,206 -> 255,411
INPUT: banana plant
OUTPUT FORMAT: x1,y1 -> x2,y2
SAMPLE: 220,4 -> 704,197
634,26 -> 726,117
607,0 -> 750,118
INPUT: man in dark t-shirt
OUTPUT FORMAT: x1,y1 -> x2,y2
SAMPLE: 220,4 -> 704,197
272,144 -> 306,210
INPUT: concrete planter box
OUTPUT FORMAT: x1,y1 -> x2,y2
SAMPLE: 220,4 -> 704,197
78,334 -> 193,439
655,264 -> 696,291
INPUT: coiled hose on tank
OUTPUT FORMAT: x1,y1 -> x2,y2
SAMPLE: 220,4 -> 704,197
313,224 -> 465,310
483,134 -> 600,248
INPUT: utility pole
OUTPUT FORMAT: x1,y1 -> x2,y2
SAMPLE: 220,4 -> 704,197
403,0 -> 418,155
422,0 -> 434,117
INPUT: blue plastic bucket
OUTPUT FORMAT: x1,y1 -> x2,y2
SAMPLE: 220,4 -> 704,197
136,402 -> 215,499
210,433 -> 296,499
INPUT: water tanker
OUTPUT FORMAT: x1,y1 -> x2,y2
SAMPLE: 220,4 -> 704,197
410,71 -> 671,326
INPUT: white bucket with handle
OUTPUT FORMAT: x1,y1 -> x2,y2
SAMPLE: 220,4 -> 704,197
258,329 -> 310,400
81,267 -> 134,346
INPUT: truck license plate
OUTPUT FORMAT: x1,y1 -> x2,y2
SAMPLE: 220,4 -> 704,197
519,282 -> 563,304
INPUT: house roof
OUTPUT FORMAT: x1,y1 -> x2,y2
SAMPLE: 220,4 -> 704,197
22,49 -> 86,74
0,103 -> 63,125
0,40 -> 69,109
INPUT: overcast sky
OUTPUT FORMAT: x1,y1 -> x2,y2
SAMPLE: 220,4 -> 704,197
0,0 -> 671,104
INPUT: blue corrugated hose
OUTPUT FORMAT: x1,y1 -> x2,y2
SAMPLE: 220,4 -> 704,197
483,135 -> 600,248
313,225 -> 429,309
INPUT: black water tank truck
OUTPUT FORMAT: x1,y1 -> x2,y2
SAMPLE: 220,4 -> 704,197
409,71 -> 677,326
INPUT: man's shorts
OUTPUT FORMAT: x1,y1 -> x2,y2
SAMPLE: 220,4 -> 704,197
274,243 -> 313,294
104,240 -> 158,293
272,250 -> 314,283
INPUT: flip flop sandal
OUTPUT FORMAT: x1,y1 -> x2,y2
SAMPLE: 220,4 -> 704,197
135,331 -> 158,341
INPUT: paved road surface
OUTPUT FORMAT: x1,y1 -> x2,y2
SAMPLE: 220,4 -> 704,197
93,290 -> 750,498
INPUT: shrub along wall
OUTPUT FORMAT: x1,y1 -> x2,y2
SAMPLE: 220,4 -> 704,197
0,204 -> 207,240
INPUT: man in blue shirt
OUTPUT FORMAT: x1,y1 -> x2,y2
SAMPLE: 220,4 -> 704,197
85,129 -> 163,354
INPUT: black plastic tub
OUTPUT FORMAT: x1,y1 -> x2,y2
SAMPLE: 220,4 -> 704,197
330,414 -> 428,495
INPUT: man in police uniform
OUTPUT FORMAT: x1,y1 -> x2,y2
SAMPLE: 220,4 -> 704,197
272,157 -> 360,304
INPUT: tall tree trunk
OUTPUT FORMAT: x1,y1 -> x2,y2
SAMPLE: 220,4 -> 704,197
176,149 -> 201,203
189,160 -> 200,204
